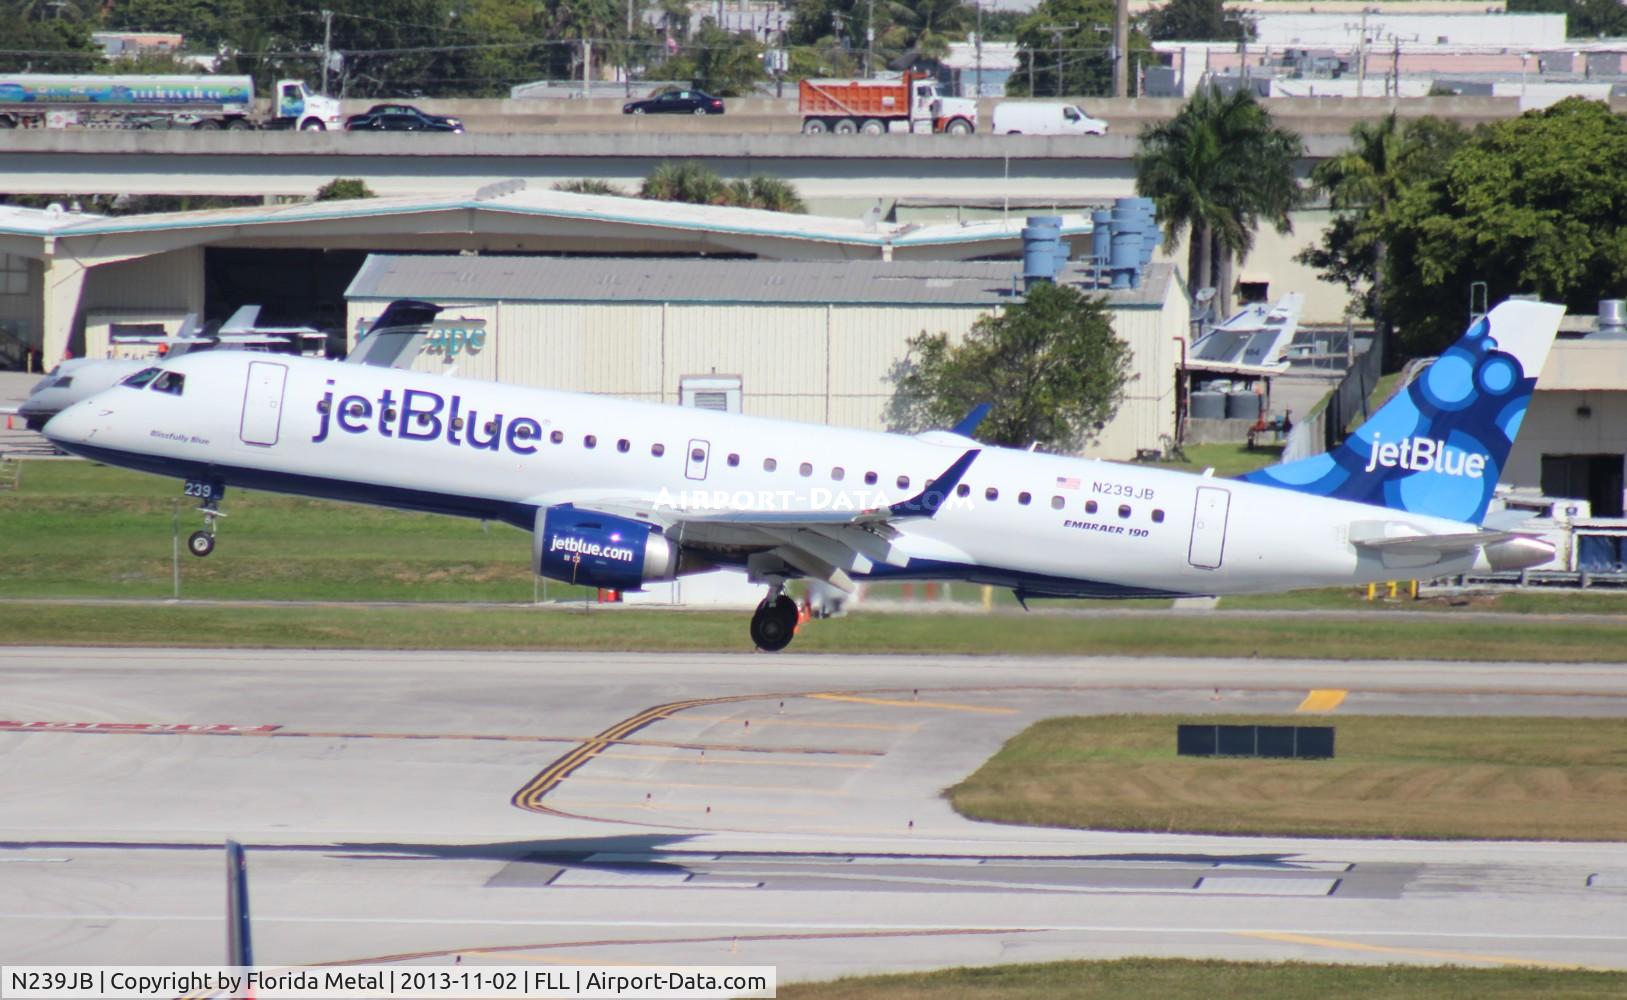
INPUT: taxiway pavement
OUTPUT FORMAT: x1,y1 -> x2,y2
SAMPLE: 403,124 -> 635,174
2,648 -> 1624,979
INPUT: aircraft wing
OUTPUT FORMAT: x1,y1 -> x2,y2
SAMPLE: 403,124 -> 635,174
218,305 -> 262,334
531,449 -> 980,592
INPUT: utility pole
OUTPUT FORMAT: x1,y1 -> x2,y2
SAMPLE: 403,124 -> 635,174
321,9 -> 333,96
866,0 -> 875,78
1044,23 -> 1078,97
974,0 -> 983,98
625,0 -> 636,97
1113,0 -> 1128,97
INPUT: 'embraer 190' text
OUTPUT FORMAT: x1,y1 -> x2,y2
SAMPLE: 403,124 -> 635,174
311,382 -> 546,455
1362,433 -> 1486,478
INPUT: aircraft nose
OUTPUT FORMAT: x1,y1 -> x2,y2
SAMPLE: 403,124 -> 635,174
42,399 -> 105,447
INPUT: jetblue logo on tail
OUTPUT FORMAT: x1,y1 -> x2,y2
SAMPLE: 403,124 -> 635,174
1240,300 -> 1565,525
1363,434 -> 1486,478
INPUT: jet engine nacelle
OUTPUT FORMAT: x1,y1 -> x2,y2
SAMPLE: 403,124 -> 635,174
533,505 -> 678,591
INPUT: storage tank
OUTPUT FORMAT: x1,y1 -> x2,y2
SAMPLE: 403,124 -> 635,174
1225,391 -> 1262,420
1190,391 -> 1226,419
1021,215 -> 1061,290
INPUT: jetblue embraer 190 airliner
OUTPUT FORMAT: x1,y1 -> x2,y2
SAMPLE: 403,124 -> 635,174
44,299 -> 1564,650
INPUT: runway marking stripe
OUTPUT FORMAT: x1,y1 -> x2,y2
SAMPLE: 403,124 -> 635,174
1238,931 -> 1607,971
1296,690 -> 1347,713
808,694 -> 1018,715
511,692 -> 821,813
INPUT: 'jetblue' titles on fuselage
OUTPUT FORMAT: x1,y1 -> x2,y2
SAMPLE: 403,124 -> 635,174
311,381 -> 544,455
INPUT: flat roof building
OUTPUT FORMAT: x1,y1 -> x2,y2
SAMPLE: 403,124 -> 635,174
345,254 -> 1187,460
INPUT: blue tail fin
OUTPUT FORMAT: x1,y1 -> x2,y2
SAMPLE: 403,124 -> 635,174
1240,300 -> 1565,524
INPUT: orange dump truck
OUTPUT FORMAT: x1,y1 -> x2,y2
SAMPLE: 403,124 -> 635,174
798,73 -> 978,135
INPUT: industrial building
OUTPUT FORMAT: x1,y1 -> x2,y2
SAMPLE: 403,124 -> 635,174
0,184 -> 1091,371
344,254 -> 1187,460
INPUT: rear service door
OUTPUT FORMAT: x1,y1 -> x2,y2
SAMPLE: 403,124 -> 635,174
1187,486 -> 1231,569
239,361 -> 288,447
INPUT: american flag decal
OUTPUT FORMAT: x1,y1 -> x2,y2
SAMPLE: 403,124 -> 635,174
1056,476 -> 1080,489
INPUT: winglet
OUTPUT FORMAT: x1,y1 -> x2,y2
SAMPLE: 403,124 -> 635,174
889,449 -> 980,519
951,403 -> 993,439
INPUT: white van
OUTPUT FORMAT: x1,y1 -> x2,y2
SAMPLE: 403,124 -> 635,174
992,102 -> 1109,136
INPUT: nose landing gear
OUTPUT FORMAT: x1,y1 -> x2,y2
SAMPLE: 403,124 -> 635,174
749,587 -> 801,652
183,479 -> 226,558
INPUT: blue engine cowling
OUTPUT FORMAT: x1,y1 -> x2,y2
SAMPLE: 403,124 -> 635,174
533,505 -> 679,591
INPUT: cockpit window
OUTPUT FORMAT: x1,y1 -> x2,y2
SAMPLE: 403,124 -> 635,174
150,371 -> 185,396
121,367 -> 162,388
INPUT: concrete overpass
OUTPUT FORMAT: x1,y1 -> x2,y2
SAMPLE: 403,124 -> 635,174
0,130 -> 1362,215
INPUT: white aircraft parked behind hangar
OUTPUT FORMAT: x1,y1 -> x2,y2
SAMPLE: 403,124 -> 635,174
44,298 -> 1563,651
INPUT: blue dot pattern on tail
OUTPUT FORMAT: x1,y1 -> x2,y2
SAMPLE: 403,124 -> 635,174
1239,304 -> 1561,526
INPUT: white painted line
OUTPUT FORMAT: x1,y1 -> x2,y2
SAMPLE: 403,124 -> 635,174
1196,877 -> 1339,896
551,869 -> 692,887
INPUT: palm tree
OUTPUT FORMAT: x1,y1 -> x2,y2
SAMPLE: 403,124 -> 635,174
1307,113 -> 1464,365
640,160 -> 730,205
554,178 -> 626,196
742,176 -> 807,213
1134,88 -> 1303,315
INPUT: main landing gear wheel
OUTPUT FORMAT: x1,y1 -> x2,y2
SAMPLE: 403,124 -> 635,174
750,594 -> 800,652
187,531 -> 216,557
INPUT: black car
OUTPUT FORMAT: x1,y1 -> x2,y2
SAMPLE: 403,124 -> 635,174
622,89 -> 726,116
344,104 -> 464,133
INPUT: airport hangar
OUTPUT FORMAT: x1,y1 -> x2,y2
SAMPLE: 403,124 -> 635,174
0,185 -> 1182,460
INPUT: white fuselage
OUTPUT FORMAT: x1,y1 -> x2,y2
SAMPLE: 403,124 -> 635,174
45,351 -> 1481,597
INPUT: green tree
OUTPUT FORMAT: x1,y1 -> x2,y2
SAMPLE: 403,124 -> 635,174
315,177 -> 375,200
887,282 -> 1132,452
1007,0 -> 1152,97
104,0 -> 247,48
690,21 -> 767,96
639,160 -> 730,205
1142,0 -> 1250,42
1134,87 -> 1303,314
1297,114 -> 1467,362
0,13 -> 99,73
1378,98 -> 1627,355
723,176 -> 808,212
1508,0 -> 1627,39
554,178 -> 626,195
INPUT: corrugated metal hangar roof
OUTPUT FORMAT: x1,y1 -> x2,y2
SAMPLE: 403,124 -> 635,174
347,254 -> 1174,307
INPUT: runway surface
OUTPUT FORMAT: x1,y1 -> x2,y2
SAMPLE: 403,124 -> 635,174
3,647 -> 1626,980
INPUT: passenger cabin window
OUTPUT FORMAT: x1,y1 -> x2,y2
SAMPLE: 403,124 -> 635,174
956,484 -> 971,498
1085,500 -> 1098,514
121,367 -> 162,388
652,443 -> 666,457
550,430 -> 564,444
984,487 -> 998,501
896,475 -> 910,490
831,467 -> 845,481
583,434 -> 597,448
799,462 -> 813,477
864,471 -> 878,485
150,371 -> 185,395
1018,492 -> 1032,505
1118,504 -> 1131,518
1152,508 -> 1165,523
617,438 -> 631,453
764,458 -> 777,472
726,453 -> 739,466
1051,496 -> 1064,509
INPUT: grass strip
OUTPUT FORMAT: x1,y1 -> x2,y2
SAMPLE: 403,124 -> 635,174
948,715 -> 1627,841
778,958 -> 1627,999
5,601 -> 1627,660
779,958 -> 1627,999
